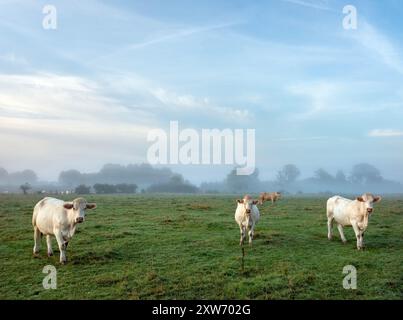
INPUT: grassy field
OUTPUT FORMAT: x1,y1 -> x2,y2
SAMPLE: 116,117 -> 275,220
0,194 -> 402,300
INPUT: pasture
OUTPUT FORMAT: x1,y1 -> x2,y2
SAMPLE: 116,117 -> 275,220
0,194 -> 402,299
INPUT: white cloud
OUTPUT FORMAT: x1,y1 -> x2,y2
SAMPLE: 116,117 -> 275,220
0,71 -> 255,179
287,81 -> 342,117
369,129 -> 403,137
150,87 -> 252,121
0,73 -> 155,178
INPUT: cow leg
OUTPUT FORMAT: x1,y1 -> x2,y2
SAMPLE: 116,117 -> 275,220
248,224 -> 254,245
361,232 -> 365,249
33,227 -> 41,254
54,231 -> 67,264
239,226 -> 245,246
352,223 -> 363,250
327,217 -> 334,240
46,235 -> 53,256
337,224 -> 347,243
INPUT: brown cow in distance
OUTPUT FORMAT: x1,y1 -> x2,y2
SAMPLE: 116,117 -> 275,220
259,192 -> 281,205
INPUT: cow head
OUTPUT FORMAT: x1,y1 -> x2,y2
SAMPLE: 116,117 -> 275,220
237,196 -> 258,215
356,193 -> 381,215
63,198 -> 97,224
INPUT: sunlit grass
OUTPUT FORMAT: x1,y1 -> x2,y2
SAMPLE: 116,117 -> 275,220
0,194 -> 402,299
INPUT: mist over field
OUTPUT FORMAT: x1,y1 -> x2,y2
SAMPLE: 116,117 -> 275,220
0,162 -> 402,195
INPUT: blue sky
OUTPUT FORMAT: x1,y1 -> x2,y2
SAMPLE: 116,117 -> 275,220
0,0 -> 402,183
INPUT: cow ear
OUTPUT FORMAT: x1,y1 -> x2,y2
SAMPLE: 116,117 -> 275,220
356,197 -> 364,202
86,203 -> 97,210
252,200 -> 259,205
237,199 -> 243,204
373,196 -> 382,203
63,203 -> 74,209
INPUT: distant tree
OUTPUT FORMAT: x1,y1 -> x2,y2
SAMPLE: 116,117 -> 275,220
0,167 -> 8,184
75,184 -> 91,194
225,168 -> 260,193
9,170 -> 37,185
20,183 -> 31,195
314,168 -> 334,182
350,163 -> 383,184
60,163 -> 174,186
115,183 -> 137,193
276,164 -> 300,185
147,175 -> 199,193
59,170 -> 82,187
93,183 -> 117,194
170,174 -> 185,185
335,170 -> 347,183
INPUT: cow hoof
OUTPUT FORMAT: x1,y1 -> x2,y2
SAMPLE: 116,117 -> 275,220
342,240 -> 347,244
48,252 -> 53,257
60,260 -> 67,265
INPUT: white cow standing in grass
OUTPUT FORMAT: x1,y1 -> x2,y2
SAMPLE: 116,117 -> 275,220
235,195 -> 260,245
327,193 -> 381,250
32,197 -> 97,264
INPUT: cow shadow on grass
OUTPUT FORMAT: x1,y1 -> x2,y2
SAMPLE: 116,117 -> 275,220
362,235 -> 403,250
253,231 -> 288,246
32,248 -> 125,265
70,250 -> 123,265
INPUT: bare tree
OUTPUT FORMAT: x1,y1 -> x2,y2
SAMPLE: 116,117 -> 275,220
276,164 -> 300,185
20,183 -> 31,195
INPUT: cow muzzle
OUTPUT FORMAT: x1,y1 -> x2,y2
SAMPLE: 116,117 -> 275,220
75,217 -> 84,223
246,209 -> 251,214
367,208 -> 373,213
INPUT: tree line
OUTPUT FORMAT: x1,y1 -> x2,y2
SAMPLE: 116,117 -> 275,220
0,168 -> 37,185
1,162 -> 402,194
74,183 -> 138,194
200,163 -> 403,194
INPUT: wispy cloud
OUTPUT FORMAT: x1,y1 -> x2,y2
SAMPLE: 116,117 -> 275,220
350,19 -> 403,74
90,21 -> 243,65
281,0 -> 332,11
129,21 -> 243,50
369,129 -> 403,137
273,136 -> 328,142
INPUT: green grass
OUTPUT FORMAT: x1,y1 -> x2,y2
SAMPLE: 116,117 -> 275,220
0,194 -> 402,299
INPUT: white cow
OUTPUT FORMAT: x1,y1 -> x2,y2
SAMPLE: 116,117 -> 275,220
327,193 -> 381,250
32,197 -> 97,264
235,195 -> 260,245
